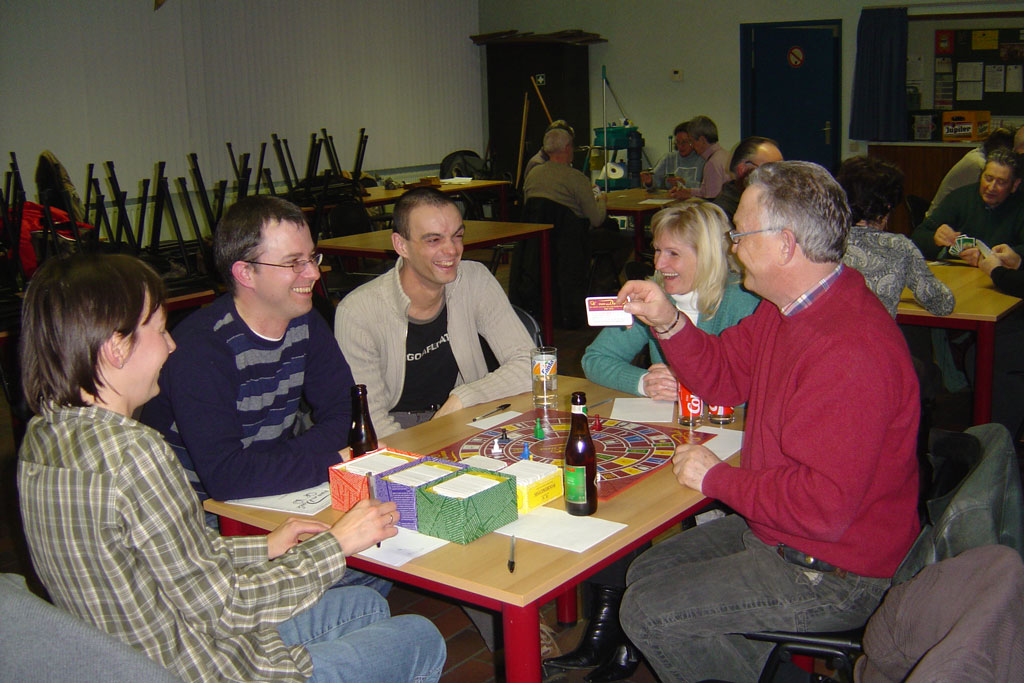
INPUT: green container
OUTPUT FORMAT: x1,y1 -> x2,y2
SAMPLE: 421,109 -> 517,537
593,126 -> 638,149
415,467 -> 518,544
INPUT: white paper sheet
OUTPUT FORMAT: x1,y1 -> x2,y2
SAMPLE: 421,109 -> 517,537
610,397 -> 676,423
227,483 -> 332,515
693,426 -> 744,461
459,455 -> 508,471
344,452 -> 414,476
467,411 -> 521,430
430,473 -> 501,498
440,176 -> 473,184
638,198 -> 675,205
494,507 -> 626,553
355,526 -> 449,566
385,463 -> 455,487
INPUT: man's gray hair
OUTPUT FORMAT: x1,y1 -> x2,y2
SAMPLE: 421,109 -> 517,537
543,127 -> 574,155
686,115 -> 719,144
986,148 -> 1021,181
747,161 -> 850,264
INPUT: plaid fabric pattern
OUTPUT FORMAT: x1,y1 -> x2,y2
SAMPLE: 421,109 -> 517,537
18,405 -> 347,682
781,264 -> 844,316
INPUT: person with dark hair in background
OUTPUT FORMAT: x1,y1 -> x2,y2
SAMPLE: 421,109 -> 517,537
644,121 -> 706,191
18,253 -> 445,683
839,156 -> 953,317
665,115 -> 730,200
711,136 -> 783,220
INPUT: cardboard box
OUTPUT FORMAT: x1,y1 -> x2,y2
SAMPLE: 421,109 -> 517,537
942,111 -> 991,142
416,467 -> 518,544
908,110 -> 941,142
500,460 -> 563,513
373,457 -> 467,530
328,448 -> 421,511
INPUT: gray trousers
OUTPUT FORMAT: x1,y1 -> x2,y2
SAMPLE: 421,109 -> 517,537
620,514 -> 891,682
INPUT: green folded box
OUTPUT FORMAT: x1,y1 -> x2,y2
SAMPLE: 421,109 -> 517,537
415,466 -> 518,544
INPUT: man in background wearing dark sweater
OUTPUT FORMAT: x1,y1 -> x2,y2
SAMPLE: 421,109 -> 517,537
618,161 -> 920,682
912,148 -> 1024,263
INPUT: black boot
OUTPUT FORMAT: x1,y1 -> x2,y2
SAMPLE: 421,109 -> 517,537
544,584 -> 624,670
584,640 -> 642,682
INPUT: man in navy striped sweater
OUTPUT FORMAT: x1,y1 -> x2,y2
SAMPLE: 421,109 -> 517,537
143,196 -> 356,503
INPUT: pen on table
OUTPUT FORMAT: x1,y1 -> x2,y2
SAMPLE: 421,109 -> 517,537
590,398 -> 613,410
473,403 -> 511,422
507,534 -> 516,574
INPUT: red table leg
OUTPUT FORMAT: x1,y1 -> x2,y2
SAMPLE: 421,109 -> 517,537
503,603 -> 542,683
539,230 -> 554,344
973,322 -> 995,424
498,185 -> 509,221
556,586 -> 577,625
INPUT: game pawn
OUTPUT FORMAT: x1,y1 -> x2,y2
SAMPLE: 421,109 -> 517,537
592,415 -> 603,431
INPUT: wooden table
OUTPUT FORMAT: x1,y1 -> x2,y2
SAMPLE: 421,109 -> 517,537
318,220 -> 555,344
205,376 -> 741,683
896,262 -> 1023,424
604,187 -> 680,255
362,179 -> 510,220
166,289 -> 216,312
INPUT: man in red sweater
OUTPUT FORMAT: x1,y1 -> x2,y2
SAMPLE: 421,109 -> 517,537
618,161 -> 920,682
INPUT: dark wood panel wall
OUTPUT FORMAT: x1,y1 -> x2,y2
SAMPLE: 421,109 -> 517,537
868,143 -> 975,235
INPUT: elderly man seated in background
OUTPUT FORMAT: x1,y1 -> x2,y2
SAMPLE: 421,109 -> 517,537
912,148 -> 1024,265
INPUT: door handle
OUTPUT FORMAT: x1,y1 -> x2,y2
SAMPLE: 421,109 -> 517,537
822,120 -> 831,146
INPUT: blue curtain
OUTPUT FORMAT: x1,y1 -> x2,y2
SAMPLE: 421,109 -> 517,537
849,7 -> 908,141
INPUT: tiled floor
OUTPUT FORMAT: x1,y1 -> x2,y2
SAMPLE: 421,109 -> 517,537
0,251 -> 978,682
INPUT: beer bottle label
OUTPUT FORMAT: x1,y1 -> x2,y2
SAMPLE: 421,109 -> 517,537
564,464 -> 588,503
571,404 -> 586,415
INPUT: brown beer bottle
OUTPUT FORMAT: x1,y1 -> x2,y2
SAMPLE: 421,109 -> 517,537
563,391 -> 597,516
348,384 -> 378,457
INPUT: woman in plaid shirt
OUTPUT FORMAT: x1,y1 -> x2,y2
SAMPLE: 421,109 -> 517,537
17,253 -> 445,682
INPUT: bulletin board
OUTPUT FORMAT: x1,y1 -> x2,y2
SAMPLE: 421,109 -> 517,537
934,28 -> 1024,113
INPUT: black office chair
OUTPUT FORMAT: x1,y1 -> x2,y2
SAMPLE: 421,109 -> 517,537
511,196 -> 591,329
905,194 -> 930,230
481,304 -> 543,372
741,422 -> 1024,683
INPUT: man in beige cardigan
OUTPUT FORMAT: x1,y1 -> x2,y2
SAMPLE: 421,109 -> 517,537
335,188 -> 534,438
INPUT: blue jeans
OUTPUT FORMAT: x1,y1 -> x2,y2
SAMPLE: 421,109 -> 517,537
620,514 -> 891,683
333,568 -> 392,597
278,586 -> 446,683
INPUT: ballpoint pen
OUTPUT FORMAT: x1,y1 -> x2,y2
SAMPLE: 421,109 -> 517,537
590,398 -> 613,410
507,534 -> 516,573
473,403 -> 512,422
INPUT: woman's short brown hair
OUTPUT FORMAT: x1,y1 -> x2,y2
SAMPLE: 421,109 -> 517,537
20,253 -> 166,413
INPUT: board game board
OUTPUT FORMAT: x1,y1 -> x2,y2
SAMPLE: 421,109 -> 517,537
429,409 -> 716,500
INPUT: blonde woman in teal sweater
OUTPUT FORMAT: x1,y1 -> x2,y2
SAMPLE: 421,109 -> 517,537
583,201 -> 759,399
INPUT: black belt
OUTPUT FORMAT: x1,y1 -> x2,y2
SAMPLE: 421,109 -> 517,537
777,544 -> 848,578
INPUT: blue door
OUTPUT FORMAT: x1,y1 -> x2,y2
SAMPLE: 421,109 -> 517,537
741,21 -> 841,171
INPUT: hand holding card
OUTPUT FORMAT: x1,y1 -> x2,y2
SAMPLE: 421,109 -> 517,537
586,296 -> 633,326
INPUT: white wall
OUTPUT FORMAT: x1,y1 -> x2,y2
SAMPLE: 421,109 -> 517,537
0,0 -> 484,197
476,0 -> 1015,162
